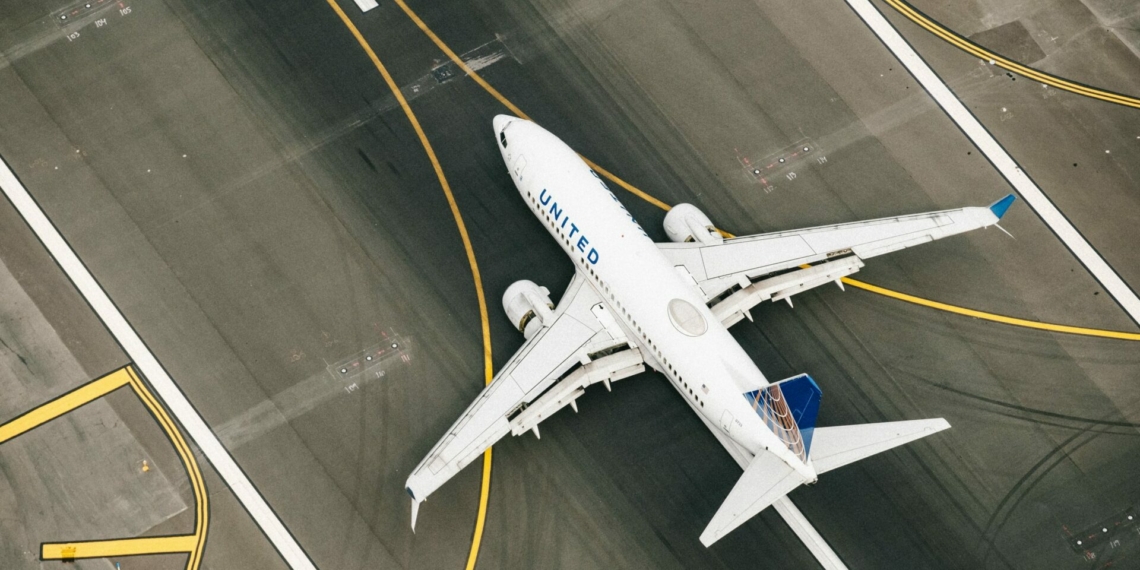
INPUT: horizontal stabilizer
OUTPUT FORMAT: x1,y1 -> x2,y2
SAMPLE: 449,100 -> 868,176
700,451 -> 808,547
809,418 -> 950,475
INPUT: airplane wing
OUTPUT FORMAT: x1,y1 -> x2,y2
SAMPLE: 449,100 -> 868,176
660,195 -> 1014,327
405,272 -> 644,525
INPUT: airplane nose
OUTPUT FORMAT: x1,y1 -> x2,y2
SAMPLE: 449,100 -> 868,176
493,114 -> 517,134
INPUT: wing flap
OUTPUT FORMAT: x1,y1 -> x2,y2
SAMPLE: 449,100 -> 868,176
406,272 -> 645,513
659,200 -> 1010,303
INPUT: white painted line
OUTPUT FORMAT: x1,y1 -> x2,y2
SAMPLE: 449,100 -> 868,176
696,402 -> 848,568
843,0 -> 1140,326
353,0 -> 378,12
0,157 -> 318,570
773,498 -> 845,570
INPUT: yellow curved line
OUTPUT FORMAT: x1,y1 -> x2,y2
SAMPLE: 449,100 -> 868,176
323,2 -> 496,568
882,0 -> 1140,109
390,0 -> 675,213
126,366 -> 209,570
392,0 -> 1139,342
840,278 -> 1140,340
0,366 -> 208,566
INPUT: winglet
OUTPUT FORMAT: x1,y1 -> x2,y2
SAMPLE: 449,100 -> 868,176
988,194 -> 1016,219
411,499 -> 420,532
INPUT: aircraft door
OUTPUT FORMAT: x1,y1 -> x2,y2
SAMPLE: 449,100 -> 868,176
720,410 -> 734,434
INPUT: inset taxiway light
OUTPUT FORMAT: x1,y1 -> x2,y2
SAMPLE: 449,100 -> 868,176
340,368 -> 347,374
778,158 -> 785,163
366,355 -> 373,361
752,169 -> 760,175
803,147 -> 809,152
1130,515 -> 1135,520
1103,528 -> 1109,533
391,342 -> 398,348
60,14 -> 67,19
85,3 -> 91,7
1077,540 -> 1082,545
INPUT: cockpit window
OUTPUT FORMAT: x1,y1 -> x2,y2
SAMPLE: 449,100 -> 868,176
499,131 -> 507,148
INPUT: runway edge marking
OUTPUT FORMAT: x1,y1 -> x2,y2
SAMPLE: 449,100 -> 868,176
322,2 -> 496,569
844,0 -> 1140,326
389,1 -> 849,568
0,157 -> 317,570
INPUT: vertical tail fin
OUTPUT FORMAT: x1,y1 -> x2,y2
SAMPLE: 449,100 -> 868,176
707,375 -> 949,547
743,373 -> 821,462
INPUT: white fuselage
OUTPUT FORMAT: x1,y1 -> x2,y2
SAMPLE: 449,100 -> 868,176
494,116 -> 815,481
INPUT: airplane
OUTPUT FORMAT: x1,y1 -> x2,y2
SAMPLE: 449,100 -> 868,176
406,114 -> 1016,546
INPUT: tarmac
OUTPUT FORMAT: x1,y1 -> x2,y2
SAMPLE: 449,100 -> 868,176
0,0 -> 1137,568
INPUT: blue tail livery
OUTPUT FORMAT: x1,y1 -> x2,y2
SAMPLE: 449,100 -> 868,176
743,373 -> 822,462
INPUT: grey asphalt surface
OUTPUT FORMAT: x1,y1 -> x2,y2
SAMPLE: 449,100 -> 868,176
0,0 -> 1137,568
0,187 -> 288,570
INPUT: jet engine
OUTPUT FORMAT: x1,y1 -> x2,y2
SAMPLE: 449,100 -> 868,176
502,280 -> 555,339
663,203 -> 724,245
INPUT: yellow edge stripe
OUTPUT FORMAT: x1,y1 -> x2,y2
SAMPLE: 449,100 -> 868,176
42,535 -> 198,560
393,0 -> 1140,342
884,0 -> 1133,104
882,0 -> 1140,109
0,366 -> 209,566
840,277 -> 1140,340
323,2 -> 496,569
0,368 -> 129,444
126,366 -> 209,570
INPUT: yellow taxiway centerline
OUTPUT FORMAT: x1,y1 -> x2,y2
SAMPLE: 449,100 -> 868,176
841,278 -> 1140,340
882,0 -> 1140,109
42,535 -> 198,561
0,368 -> 129,444
323,2 -> 496,569
392,0 -> 1140,342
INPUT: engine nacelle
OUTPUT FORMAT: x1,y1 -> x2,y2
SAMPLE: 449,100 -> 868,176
502,280 -> 555,339
663,203 -> 723,245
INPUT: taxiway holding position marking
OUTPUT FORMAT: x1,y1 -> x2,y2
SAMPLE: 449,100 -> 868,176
0,366 -> 209,568
0,159 -> 313,569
